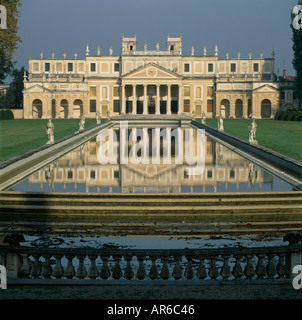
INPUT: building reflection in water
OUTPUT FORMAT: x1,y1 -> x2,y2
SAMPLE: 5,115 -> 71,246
11,126 -> 293,193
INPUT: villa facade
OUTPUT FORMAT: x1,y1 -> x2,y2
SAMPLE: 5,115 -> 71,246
23,35 -> 284,119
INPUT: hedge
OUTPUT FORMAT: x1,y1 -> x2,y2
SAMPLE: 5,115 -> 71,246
274,109 -> 302,121
0,110 -> 14,120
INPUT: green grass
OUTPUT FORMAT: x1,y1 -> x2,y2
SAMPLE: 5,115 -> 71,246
0,118 -> 301,163
0,119 -> 98,162
201,118 -> 302,161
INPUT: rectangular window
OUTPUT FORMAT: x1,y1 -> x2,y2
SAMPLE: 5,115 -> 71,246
68,62 -> 73,72
45,63 -> 50,72
90,63 -> 96,72
90,170 -> 96,179
184,99 -> 190,112
231,63 -> 236,73
293,91 -> 297,100
90,100 -> 96,112
113,100 -> 120,113
281,92 -> 285,100
208,63 -> 213,72
253,63 -> 259,72
67,170 -> 73,179
207,99 -> 213,112
184,63 -> 190,72
114,63 -> 119,72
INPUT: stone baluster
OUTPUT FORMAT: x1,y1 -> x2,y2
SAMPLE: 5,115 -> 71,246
256,254 -> 267,279
19,253 -> 30,278
112,255 -> 122,280
99,255 -> 110,280
123,255 -> 134,280
221,255 -> 232,279
267,254 -> 278,278
233,255 -> 244,279
87,255 -> 99,279
160,257 -> 170,280
276,253 -> 288,278
41,255 -> 53,279
148,256 -> 159,280
196,256 -> 207,279
76,255 -> 87,279
136,256 -> 146,280
245,254 -> 256,279
30,254 -> 41,278
64,255 -> 75,279
209,256 -> 219,279
184,256 -> 194,280
52,255 -> 63,279
172,256 -> 182,280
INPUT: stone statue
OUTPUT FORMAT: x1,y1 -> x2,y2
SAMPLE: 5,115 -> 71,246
96,111 -> 101,124
248,118 -> 258,144
45,118 -> 54,144
156,42 -> 160,52
201,111 -> 206,124
79,114 -> 85,132
218,115 -> 224,132
191,46 -> 194,56
107,110 -> 111,120
109,46 -> 113,56
191,109 -> 196,119
45,164 -> 54,188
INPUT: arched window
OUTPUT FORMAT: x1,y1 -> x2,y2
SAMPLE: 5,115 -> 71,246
235,99 -> 243,118
60,99 -> 69,119
32,99 -> 43,118
220,99 -> 230,118
261,99 -> 271,118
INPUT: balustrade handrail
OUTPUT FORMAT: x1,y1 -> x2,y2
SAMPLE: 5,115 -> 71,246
1,244 -> 301,281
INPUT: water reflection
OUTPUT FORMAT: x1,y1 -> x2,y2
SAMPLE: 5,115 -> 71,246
9,126 -> 294,193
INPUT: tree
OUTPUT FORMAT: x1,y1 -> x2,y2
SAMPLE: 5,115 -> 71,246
0,0 -> 22,84
0,66 -> 25,109
291,0 -> 302,108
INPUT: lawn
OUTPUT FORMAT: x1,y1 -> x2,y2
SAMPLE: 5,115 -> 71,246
202,118 -> 302,161
0,118 -> 301,163
0,119 -> 98,162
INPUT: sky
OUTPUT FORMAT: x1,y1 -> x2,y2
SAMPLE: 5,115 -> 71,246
9,0 -> 299,82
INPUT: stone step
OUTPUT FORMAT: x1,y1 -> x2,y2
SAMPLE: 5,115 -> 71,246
0,204 -> 301,217
0,196 -> 301,207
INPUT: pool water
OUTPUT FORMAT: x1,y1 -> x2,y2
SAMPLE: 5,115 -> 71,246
8,125 -> 296,193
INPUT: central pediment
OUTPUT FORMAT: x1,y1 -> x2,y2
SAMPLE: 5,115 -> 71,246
122,63 -> 182,80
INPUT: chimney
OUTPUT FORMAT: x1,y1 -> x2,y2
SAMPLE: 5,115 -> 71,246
283,69 -> 287,79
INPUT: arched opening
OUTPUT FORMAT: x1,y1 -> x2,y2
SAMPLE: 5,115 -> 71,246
261,99 -> 271,118
51,100 -> 56,118
73,99 -> 83,118
220,99 -> 230,118
235,99 -> 243,118
60,99 -> 69,119
32,99 -> 43,118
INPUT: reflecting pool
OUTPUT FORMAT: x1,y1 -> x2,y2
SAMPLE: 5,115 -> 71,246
8,125 -> 296,193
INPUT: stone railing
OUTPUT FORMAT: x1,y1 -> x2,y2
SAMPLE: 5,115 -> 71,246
1,244 -> 301,281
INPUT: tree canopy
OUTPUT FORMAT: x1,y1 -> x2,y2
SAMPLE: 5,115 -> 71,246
0,0 -> 22,84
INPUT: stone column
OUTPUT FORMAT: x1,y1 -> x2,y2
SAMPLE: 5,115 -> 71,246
143,85 -> 147,115
132,85 -> 137,115
167,85 -> 171,115
243,96 -> 248,118
178,85 -> 182,114
121,84 -> 126,114
156,85 -> 160,114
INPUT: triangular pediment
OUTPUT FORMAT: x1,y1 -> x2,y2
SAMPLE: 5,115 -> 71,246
23,84 -> 52,93
122,63 -> 182,80
123,163 -> 179,179
253,84 -> 279,93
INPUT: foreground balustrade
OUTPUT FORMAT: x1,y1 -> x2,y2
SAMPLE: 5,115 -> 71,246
1,245 -> 301,281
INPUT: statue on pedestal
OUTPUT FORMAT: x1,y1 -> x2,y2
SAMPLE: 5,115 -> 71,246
79,114 -> 85,132
201,111 -> 206,124
218,115 -> 224,132
107,110 -> 111,120
96,111 -> 101,124
248,118 -> 258,144
45,119 -> 54,144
